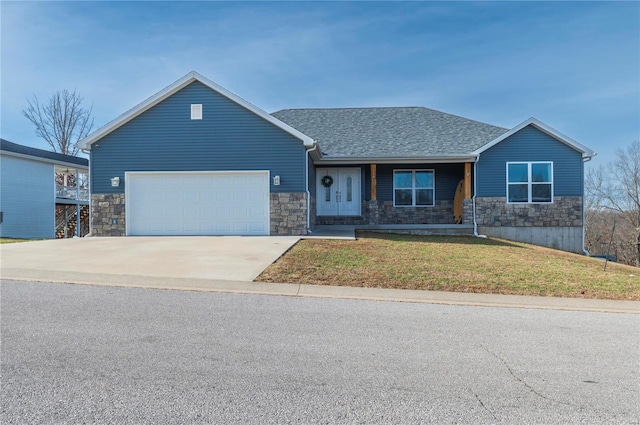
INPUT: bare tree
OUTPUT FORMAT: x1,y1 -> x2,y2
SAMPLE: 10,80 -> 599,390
586,140 -> 640,267
22,89 -> 94,156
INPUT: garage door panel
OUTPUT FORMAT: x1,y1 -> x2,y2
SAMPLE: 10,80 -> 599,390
216,223 -> 231,233
164,206 -> 181,220
183,207 -> 199,220
165,223 -> 182,233
200,223 -> 215,233
216,206 -> 231,218
183,223 -> 199,233
127,172 -> 269,236
182,190 -> 199,203
215,191 -> 232,202
233,192 -> 248,202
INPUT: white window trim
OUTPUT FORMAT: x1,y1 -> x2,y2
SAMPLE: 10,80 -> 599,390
393,169 -> 435,207
506,161 -> 554,204
191,104 -> 202,120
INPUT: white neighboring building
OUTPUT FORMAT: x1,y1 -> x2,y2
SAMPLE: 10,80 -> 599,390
0,138 -> 89,239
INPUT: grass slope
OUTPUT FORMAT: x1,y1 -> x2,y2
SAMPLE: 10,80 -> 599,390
257,232 -> 640,300
0,238 -> 29,244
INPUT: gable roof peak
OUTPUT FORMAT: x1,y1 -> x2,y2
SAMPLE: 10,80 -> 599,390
80,71 -> 315,149
473,117 -> 596,158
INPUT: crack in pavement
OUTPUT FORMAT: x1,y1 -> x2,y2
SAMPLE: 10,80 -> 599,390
473,392 -> 499,422
480,345 -> 578,408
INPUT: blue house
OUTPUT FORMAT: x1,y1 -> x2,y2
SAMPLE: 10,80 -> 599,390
80,72 -> 595,253
0,139 -> 90,239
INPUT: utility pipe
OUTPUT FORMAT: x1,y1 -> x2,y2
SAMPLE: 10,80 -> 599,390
472,155 -> 487,238
305,143 -> 319,233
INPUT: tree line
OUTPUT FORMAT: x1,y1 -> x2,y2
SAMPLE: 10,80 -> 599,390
585,141 -> 640,267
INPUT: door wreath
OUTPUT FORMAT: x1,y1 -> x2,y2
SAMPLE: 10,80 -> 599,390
321,175 -> 334,187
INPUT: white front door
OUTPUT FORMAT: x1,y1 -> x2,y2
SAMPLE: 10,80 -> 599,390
316,168 -> 361,216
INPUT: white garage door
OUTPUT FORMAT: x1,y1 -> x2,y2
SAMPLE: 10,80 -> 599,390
126,171 -> 270,236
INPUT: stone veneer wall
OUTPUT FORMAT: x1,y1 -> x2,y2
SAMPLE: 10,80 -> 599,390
475,196 -> 582,227
378,200 -> 454,224
315,200 -> 456,225
91,194 -> 126,236
475,196 -> 584,253
462,199 -> 473,225
270,192 -> 308,236
308,194 -> 317,231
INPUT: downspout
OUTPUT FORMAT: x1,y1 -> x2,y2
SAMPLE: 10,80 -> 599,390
81,147 -> 92,236
305,143 -> 318,234
472,154 -> 487,238
582,155 -> 594,256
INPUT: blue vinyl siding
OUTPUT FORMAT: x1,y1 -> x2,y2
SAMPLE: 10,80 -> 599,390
375,163 -> 464,202
0,155 -> 54,238
91,81 -> 307,194
476,125 -> 584,197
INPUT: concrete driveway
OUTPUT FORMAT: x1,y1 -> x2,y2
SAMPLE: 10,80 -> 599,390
0,236 -> 300,283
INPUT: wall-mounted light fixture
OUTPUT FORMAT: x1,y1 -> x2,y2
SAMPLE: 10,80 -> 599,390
273,175 -> 281,186
110,177 -> 120,187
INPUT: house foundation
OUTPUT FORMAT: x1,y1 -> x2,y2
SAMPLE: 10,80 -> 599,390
475,196 -> 583,253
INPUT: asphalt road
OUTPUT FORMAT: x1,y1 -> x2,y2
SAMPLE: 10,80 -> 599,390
1,280 -> 638,424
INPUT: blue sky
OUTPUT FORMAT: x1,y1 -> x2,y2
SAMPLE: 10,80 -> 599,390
1,1 -> 638,168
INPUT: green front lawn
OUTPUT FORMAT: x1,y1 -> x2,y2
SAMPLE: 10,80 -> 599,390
257,232 -> 640,300
0,238 -> 29,244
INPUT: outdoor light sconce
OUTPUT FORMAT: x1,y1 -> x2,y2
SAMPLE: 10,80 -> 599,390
110,177 -> 120,187
273,175 -> 281,186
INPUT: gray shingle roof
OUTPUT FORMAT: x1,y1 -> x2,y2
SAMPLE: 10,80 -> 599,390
272,107 -> 508,158
0,138 -> 88,167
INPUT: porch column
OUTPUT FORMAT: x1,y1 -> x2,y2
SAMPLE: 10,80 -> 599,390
370,164 -> 377,200
464,162 -> 472,199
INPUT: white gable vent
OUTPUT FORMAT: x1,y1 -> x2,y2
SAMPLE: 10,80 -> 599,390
191,104 -> 202,120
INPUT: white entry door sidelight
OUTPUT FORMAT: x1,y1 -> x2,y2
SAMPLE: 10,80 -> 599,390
316,168 -> 361,216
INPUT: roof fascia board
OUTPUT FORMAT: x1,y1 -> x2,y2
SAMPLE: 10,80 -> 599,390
315,155 -> 477,165
472,117 -> 596,159
0,150 -> 89,169
80,71 -> 315,149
